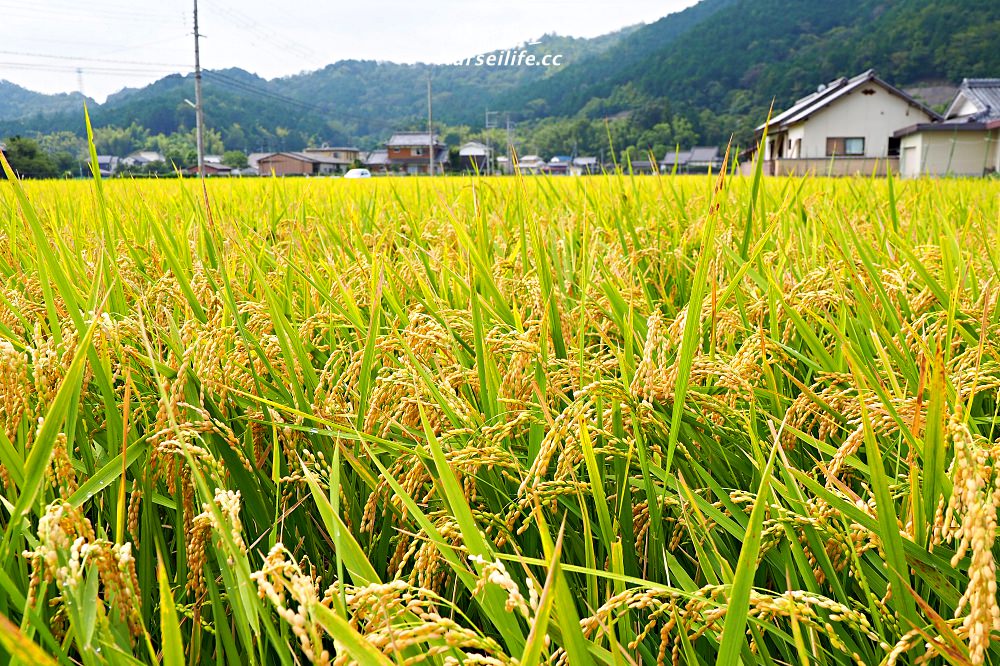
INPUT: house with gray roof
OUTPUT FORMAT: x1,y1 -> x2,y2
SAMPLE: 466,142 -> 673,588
457,141 -> 490,172
386,132 -> 448,175
363,149 -> 390,174
661,149 -> 692,173
894,78 -> 1000,177
752,69 -> 939,176
302,145 -> 360,173
256,152 -> 341,176
122,150 -> 166,168
571,156 -> 599,175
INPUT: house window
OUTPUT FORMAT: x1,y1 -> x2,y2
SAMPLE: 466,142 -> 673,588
392,147 -> 401,153
413,147 -> 424,156
826,137 -> 865,156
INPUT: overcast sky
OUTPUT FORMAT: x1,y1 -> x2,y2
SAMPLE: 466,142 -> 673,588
0,0 -> 698,102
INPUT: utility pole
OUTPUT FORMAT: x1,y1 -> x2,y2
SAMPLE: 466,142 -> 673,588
505,113 -> 513,172
485,110 -> 499,175
193,0 -> 206,177
427,75 -> 434,176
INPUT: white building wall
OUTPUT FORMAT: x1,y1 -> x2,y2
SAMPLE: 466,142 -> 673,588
899,135 -> 922,178
899,130 -> 996,177
793,86 -> 935,159
787,125 -> 806,157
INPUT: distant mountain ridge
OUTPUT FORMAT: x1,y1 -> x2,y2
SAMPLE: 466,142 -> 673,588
0,30 -> 637,151
0,80 -> 93,122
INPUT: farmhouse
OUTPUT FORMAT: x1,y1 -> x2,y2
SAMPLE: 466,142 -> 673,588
257,152 -> 340,176
894,79 -> 1000,177
247,152 -> 269,170
301,145 -> 360,173
95,155 -> 119,177
363,149 -> 390,174
625,159 -> 658,174
689,147 -> 722,172
386,132 -> 448,175
457,141 -> 490,172
572,156 -> 599,175
185,162 -> 233,176
122,150 -> 166,167
514,154 -> 546,173
754,69 -> 940,176
545,155 -> 573,175
661,149 -> 692,173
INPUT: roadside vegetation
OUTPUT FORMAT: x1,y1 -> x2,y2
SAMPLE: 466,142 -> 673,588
1,153 -> 999,664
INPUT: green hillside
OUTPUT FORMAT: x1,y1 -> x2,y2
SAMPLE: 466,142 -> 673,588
0,81 -> 92,122
0,31 -> 634,153
500,0 -> 1000,156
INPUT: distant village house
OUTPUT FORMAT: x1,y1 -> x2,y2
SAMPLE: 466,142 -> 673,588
386,132 -> 448,175
457,141 -> 490,172
185,154 -> 233,176
301,145 -> 361,173
572,156 -> 599,175
257,152 -> 342,176
514,154 -> 545,174
95,155 -> 119,177
363,149 -> 390,174
121,150 -> 166,168
661,147 -> 721,174
545,155 -> 573,175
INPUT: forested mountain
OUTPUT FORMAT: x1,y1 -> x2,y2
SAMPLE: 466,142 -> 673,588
0,31 -> 635,153
502,0 -> 1000,151
2,0 -> 998,161
0,81 -> 92,122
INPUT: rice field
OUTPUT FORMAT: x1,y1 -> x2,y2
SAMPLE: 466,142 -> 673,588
1,157 -> 999,665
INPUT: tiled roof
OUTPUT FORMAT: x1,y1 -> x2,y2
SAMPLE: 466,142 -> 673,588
661,150 -> 692,166
758,69 -> 941,133
688,146 -> 720,163
387,132 -> 442,147
947,78 -> 1000,122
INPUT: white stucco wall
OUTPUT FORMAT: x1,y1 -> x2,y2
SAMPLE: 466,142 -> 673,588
787,125 -> 806,157
899,130 -> 998,177
790,85 -> 935,159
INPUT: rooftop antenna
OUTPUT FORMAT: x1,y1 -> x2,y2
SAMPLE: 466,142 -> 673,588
193,0 -> 205,177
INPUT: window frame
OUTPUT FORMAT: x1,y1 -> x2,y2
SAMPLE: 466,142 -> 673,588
826,137 -> 865,157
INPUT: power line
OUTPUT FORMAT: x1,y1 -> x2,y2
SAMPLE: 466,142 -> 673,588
201,0 -> 318,62
0,49 -> 188,68
0,61 -> 179,76
0,1 -> 180,24
202,70 -> 394,128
